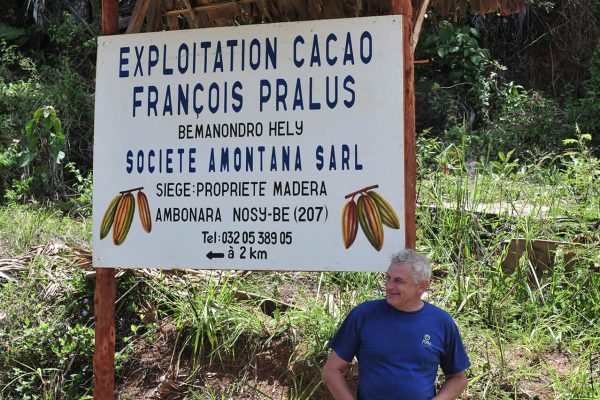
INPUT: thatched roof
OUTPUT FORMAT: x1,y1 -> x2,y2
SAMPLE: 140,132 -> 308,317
122,0 -> 530,34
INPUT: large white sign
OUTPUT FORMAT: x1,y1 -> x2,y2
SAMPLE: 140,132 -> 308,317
93,15 -> 405,271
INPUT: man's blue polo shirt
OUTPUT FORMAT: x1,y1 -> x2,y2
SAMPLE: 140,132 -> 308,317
328,299 -> 470,400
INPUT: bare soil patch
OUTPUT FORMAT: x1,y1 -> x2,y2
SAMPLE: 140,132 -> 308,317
117,321 -> 344,399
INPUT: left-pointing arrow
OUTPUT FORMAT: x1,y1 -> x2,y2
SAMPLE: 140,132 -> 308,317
206,251 -> 225,259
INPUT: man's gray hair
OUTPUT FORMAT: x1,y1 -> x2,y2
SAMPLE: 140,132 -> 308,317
390,249 -> 432,283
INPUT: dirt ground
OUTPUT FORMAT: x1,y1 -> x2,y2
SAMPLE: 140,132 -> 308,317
117,322 -> 358,399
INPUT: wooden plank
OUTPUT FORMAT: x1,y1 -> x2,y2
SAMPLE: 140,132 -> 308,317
102,0 -> 119,35
166,15 -> 180,30
126,0 -> 150,34
501,238 -> 581,272
147,0 -> 164,32
163,0 -> 180,30
412,0 -> 430,54
419,200 -> 556,220
391,0 -> 416,250
95,4 -> 118,399
163,0 -> 257,16
177,0 -> 200,28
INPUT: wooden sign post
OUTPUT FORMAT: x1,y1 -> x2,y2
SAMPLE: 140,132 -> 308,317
94,4 -> 118,400
391,0 -> 416,250
93,1 -> 416,398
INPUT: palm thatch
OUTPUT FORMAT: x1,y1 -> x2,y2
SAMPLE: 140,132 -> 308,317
123,0 -> 530,34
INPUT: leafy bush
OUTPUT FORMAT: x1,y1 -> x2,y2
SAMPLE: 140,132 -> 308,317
0,42 -> 44,140
0,262 -> 95,400
415,79 -> 463,136
64,162 -> 93,216
560,128 -> 600,206
14,106 -> 65,198
0,22 -> 25,41
476,83 -> 566,157
418,20 -> 505,125
566,47 -> 600,150
0,10 -> 96,205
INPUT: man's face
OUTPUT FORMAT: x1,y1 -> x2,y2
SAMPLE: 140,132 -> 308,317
385,262 -> 428,311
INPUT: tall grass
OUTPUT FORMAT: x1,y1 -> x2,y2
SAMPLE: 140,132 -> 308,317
0,204 -> 91,256
415,127 -> 599,398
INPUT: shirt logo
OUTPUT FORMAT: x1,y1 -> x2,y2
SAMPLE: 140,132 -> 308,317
422,334 -> 432,348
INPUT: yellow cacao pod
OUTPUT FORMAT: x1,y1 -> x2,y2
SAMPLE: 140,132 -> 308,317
367,190 -> 400,229
112,193 -> 135,246
100,194 -> 122,239
358,194 -> 384,251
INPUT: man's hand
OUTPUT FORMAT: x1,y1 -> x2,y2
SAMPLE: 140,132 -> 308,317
321,351 -> 355,400
431,371 -> 468,400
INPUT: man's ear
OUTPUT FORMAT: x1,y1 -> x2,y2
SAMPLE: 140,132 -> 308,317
418,280 -> 429,293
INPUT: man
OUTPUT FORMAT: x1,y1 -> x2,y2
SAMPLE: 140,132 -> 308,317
322,249 -> 470,400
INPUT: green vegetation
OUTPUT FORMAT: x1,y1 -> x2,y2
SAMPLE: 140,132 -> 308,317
1,2 -> 599,399
1,130 -> 598,399
415,128 -> 599,399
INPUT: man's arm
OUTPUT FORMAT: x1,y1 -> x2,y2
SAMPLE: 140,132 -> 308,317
432,371 -> 468,400
321,350 -> 355,400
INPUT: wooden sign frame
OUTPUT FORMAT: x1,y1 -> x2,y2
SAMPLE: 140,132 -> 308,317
93,0 -> 415,397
